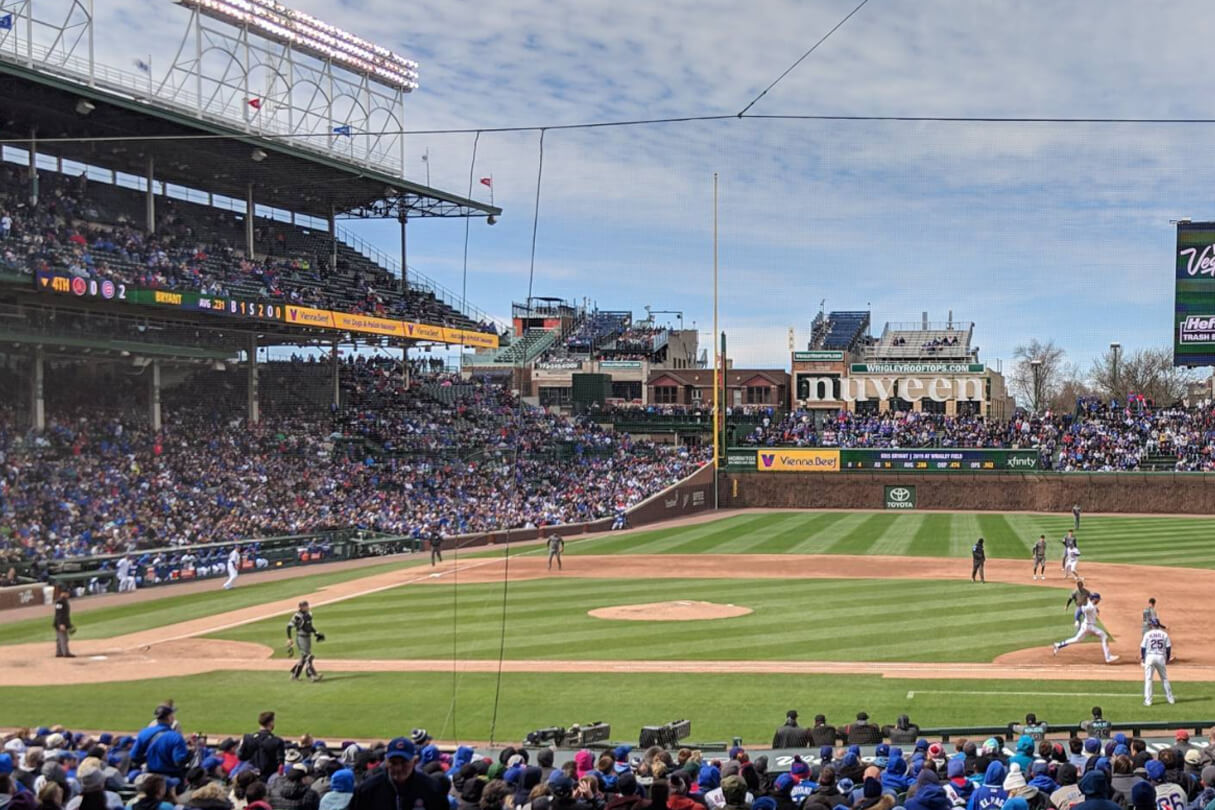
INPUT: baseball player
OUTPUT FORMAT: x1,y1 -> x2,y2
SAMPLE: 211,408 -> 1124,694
1072,504 -> 1081,532
971,537 -> 986,583
1140,619 -> 1174,706
286,600 -> 325,682
223,545 -> 241,590
1060,530 -> 1077,573
1142,598 -> 1167,635
1053,592 -> 1118,663
429,533 -> 443,566
1065,578 -> 1091,628
116,555 -> 136,593
547,533 -> 565,570
1063,544 -> 1082,581
1031,535 -> 1047,580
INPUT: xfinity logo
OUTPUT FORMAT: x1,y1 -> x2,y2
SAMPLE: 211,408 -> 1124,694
1006,455 -> 1037,469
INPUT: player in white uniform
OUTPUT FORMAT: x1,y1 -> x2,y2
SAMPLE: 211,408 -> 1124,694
1052,592 -> 1118,663
116,556 -> 136,592
1063,546 -> 1081,580
223,545 -> 241,590
1140,619 -> 1174,706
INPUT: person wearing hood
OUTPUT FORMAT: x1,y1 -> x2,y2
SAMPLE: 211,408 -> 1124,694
967,762 -> 1008,810
905,770 -> 950,810
882,756 -> 913,794
1026,763 -> 1057,798
944,759 -> 975,805
1073,771 -> 1120,810
319,772 -> 353,810
1009,740 -> 1035,778
836,754 -> 864,787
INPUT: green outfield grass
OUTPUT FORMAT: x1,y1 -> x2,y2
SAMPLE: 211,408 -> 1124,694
0,670 -> 1205,742
0,558 -> 427,646
213,578 -> 1075,663
568,511 -> 1215,567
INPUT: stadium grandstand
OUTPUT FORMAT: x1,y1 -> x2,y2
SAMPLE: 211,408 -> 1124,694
0,3 -> 712,587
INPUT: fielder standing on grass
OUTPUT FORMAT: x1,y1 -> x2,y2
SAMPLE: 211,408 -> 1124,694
223,544 -> 241,590
1073,504 -> 1081,532
1032,535 -> 1047,580
287,600 -> 325,682
547,532 -> 565,570
1140,618 -> 1174,706
971,537 -> 986,583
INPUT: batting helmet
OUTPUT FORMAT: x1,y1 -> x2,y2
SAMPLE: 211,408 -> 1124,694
1149,618 -> 1161,628
1090,592 -> 1101,601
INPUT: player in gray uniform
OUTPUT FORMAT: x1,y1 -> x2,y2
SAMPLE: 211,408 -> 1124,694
547,533 -> 565,570
286,600 -> 325,682
1142,598 -> 1167,635
1032,535 -> 1047,580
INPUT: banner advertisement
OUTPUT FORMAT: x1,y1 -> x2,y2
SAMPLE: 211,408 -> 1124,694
600,360 -> 643,369
793,351 -> 844,362
35,273 -> 501,348
536,360 -> 582,370
842,448 -> 1039,471
884,485 -> 917,509
1174,221 -> 1215,366
724,449 -> 757,469
755,448 -> 841,472
850,362 -> 985,374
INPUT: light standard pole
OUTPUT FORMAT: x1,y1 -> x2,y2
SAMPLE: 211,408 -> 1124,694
1110,342 -> 1121,402
1030,359 -> 1043,413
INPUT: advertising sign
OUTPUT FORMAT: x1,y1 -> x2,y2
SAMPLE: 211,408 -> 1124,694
841,448 -> 1039,471
600,360 -> 643,369
884,485 -> 917,509
755,448 -> 841,472
1174,221 -> 1215,366
724,449 -> 757,469
850,362 -> 984,374
793,350 -> 844,362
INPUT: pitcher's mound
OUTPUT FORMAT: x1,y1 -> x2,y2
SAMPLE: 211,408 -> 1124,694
588,601 -> 753,621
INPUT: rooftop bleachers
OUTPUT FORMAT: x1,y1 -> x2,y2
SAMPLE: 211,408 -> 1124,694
867,322 -> 976,360
817,310 -> 871,350
476,328 -> 560,365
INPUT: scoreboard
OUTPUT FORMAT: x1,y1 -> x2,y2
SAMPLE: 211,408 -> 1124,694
840,448 -> 1040,471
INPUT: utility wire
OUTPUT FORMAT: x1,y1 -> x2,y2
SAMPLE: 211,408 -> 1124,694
737,0 -> 875,117
488,127 -> 546,746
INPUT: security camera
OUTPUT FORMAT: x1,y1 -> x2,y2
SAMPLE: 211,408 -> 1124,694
486,215 -> 497,226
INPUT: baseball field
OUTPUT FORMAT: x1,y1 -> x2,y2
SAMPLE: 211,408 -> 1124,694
2,509 -> 1214,744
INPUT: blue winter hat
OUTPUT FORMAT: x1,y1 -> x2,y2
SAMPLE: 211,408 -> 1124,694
947,759 -> 965,779
848,745 -> 861,757
699,764 -> 721,790
1095,757 -> 1111,775
915,740 -> 929,751
420,745 -> 440,765
1146,760 -> 1166,782
613,745 -> 633,762
1113,745 -> 1129,757
1084,738 -> 1100,753
875,744 -> 890,758
0,754 -> 12,776
1114,733 -> 1128,745
331,769 -> 354,794
774,774 -> 795,792
820,746 -> 833,761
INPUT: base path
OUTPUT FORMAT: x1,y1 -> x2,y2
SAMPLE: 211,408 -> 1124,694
0,553 -> 1207,686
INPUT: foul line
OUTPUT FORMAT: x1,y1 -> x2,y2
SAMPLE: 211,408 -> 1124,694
907,689 -> 1131,699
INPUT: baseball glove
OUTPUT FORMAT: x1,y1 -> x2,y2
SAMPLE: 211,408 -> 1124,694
286,642 -> 295,657
315,633 -> 326,642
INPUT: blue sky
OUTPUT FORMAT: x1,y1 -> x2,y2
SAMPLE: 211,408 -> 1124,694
91,0 -> 1215,369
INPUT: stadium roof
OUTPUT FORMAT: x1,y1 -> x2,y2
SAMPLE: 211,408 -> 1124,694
0,61 -> 501,221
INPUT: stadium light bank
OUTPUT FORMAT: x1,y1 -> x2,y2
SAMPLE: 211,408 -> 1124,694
177,0 -> 420,91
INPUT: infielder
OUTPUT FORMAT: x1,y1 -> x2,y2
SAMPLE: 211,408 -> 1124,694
1140,619 -> 1174,706
1065,578 -> 1091,627
1053,592 -> 1118,663
223,545 -> 241,590
1031,535 -> 1047,580
547,533 -> 565,570
1142,598 -> 1167,635
1061,530 -> 1077,573
286,600 -> 325,682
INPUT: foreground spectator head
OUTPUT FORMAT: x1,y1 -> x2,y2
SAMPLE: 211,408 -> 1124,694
384,738 -> 418,786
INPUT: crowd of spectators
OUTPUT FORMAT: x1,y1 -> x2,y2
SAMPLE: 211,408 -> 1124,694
0,359 -> 709,570
4,707 -> 1215,810
0,167 -> 494,334
734,400 -> 1215,472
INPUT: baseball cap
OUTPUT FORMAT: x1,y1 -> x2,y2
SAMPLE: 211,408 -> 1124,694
385,738 -> 417,760
722,775 -> 748,804
0,754 -> 12,776
1146,760 -> 1166,782
1084,738 -> 1100,753
1176,730 -> 1190,741
1186,750 -> 1202,766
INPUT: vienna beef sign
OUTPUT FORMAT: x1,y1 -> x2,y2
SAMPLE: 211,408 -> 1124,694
1174,221 -> 1215,367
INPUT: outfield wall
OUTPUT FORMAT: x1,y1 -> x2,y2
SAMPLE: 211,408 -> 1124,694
718,470 -> 1215,514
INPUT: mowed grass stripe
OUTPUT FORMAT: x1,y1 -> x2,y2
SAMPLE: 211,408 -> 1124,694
577,512 -> 1215,569
214,577 -> 1065,663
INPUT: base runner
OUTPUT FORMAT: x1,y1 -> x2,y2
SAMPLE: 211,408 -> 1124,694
1053,592 -> 1118,663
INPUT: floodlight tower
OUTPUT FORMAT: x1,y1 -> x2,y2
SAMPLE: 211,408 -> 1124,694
163,0 -> 419,179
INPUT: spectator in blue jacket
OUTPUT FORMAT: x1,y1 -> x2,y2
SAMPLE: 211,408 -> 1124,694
131,705 -> 189,779
1009,738 -> 1035,776
967,762 -> 1008,810
881,755 -> 914,794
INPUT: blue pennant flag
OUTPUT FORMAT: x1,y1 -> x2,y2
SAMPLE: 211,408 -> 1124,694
134,58 -> 150,73
333,125 -> 352,137
0,15 -> 13,30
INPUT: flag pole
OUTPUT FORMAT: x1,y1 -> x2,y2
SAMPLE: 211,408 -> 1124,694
712,171 -> 719,510
490,174 -> 494,207
424,147 -> 431,186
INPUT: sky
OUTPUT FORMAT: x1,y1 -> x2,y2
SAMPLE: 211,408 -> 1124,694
70,1 -> 1215,370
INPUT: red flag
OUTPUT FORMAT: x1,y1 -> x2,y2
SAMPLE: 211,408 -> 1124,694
247,98 -> 262,110
479,177 -> 492,188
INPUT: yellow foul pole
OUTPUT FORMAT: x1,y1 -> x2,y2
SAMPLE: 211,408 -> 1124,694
712,173 -> 720,509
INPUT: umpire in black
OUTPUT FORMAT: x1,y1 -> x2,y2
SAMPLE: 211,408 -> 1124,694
53,584 -> 75,658
971,538 -> 986,583
429,533 -> 443,566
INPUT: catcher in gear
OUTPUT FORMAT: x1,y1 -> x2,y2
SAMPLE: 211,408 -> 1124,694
286,600 -> 325,681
